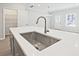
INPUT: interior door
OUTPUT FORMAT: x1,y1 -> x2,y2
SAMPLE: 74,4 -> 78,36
4,9 -> 18,35
0,9 -> 5,40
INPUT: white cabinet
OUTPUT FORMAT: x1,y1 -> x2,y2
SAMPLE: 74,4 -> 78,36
10,34 -> 25,56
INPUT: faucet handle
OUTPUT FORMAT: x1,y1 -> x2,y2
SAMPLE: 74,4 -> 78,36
46,30 -> 49,32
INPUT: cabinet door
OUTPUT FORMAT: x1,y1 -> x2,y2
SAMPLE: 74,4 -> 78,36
10,35 -> 25,56
14,39 -> 25,56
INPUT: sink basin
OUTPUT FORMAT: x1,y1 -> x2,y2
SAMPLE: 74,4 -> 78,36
20,32 -> 60,51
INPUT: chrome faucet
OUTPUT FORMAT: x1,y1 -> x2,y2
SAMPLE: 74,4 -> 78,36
36,16 -> 49,33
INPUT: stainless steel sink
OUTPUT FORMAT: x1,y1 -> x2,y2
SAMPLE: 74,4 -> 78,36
20,32 -> 60,51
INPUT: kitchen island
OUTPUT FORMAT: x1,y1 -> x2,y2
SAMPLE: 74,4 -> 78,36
10,26 -> 79,56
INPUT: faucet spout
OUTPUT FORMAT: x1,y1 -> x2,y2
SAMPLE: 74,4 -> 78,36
36,19 -> 39,24
36,16 -> 49,33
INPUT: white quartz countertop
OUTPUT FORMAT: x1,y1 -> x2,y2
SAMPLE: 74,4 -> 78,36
10,26 -> 79,56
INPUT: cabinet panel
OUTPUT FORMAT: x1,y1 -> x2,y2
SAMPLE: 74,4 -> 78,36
10,34 -> 25,56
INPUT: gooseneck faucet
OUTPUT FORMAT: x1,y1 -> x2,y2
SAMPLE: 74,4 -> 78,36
36,16 -> 49,33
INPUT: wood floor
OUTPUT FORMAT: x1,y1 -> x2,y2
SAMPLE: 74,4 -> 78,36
0,35 -> 12,56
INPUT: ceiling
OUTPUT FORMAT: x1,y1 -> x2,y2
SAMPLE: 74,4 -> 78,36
0,3 -> 79,14
25,3 -> 79,13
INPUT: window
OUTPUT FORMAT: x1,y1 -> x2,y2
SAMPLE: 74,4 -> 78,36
66,13 -> 76,27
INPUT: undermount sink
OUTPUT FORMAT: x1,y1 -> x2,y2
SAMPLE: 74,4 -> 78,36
20,32 -> 60,51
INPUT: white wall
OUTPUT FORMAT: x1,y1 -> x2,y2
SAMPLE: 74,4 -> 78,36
18,9 -> 28,26
0,3 -> 29,27
51,6 -> 79,33
50,3 -> 79,11
28,10 -> 52,29
0,3 -> 28,39
27,3 -> 79,30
